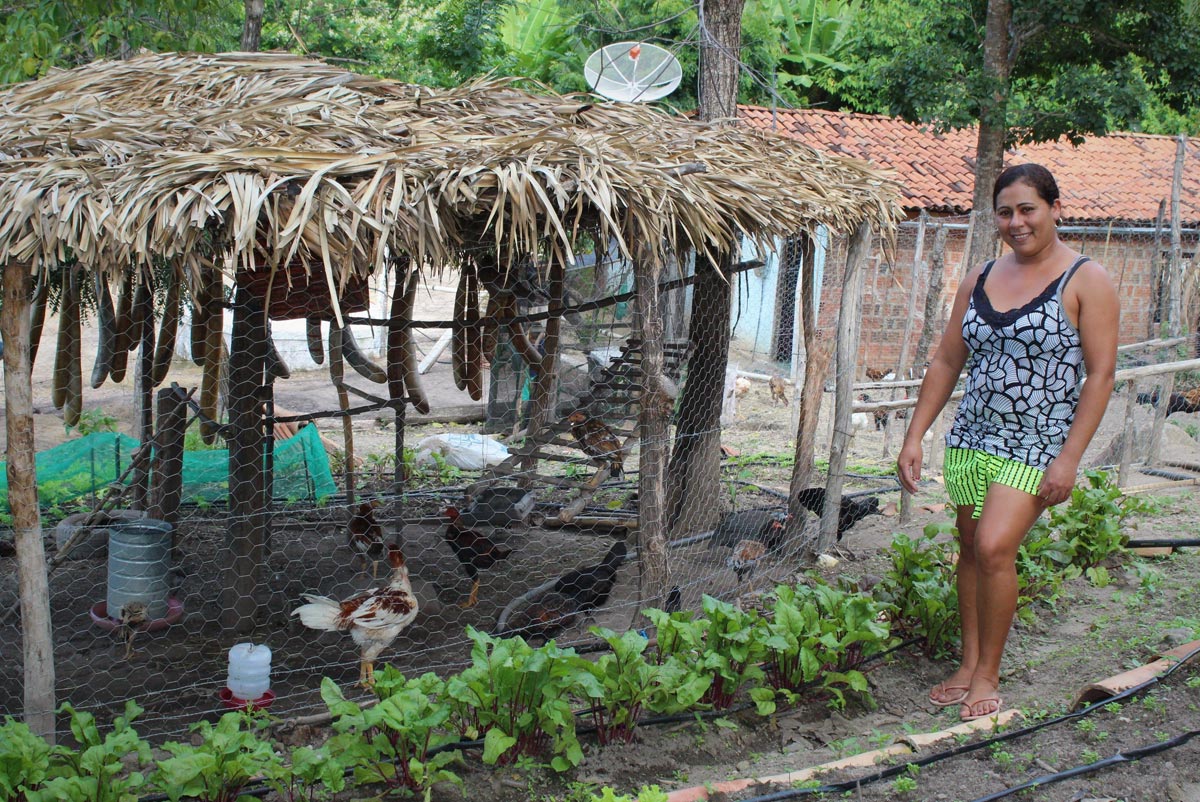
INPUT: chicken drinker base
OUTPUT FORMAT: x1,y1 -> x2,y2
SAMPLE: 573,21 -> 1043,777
89,596 -> 185,632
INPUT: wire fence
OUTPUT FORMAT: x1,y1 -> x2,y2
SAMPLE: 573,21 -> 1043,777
3,226 -> 1200,742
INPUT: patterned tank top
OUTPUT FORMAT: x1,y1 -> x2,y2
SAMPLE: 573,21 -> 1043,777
945,256 -> 1088,470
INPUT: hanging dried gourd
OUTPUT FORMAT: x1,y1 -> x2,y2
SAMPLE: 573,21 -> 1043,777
336,321 -> 387,384
305,317 -> 325,365
150,266 -> 181,387
90,272 -> 117,389
28,275 -> 48,367
463,270 -> 484,401
451,269 -> 469,391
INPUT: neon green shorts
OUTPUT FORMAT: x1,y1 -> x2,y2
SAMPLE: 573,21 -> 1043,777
943,448 -> 1044,519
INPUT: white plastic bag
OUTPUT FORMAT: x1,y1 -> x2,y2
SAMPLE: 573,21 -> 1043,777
414,433 -> 510,470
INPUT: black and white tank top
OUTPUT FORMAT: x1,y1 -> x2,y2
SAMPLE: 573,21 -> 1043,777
945,256 -> 1088,470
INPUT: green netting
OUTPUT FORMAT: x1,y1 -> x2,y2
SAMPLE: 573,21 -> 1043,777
0,425 -> 336,512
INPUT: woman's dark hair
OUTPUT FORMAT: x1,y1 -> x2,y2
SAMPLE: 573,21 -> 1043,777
992,163 -> 1060,206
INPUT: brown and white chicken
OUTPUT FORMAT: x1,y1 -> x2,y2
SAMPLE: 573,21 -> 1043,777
566,411 -> 624,478
347,499 -> 386,578
118,601 -> 149,660
294,543 -> 418,686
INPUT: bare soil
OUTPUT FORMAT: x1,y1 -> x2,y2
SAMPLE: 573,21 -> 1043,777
5,310 -> 1200,802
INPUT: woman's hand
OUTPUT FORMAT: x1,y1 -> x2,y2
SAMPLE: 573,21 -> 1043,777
1037,457 -> 1078,507
897,440 -> 924,494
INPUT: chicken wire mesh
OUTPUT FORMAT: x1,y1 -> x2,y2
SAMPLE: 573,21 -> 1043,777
2,221 -> 1199,741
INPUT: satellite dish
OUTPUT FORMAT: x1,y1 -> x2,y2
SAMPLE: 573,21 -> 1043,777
584,42 -> 682,103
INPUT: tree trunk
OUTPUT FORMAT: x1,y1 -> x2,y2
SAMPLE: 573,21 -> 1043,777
2,263 -> 55,741
1168,135 -> 1185,337
813,222 -> 871,554
665,254 -> 730,533
697,0 -> 745,123
665,0 -> 745,532
788,234 -> 831,528
964,0 -> 1013,274
241,0 -> 265,51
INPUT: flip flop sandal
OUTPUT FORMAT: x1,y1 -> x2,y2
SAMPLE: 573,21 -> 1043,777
960,696 -> 1003,722
928,683 -> 970,707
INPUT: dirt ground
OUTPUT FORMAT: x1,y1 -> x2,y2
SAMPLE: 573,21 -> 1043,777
5,305 -> 1200,801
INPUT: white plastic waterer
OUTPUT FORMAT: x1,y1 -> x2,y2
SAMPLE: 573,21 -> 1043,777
226,643 -> 272,701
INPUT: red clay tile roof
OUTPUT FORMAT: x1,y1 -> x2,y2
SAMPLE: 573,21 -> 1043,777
739,106 -> 1200,225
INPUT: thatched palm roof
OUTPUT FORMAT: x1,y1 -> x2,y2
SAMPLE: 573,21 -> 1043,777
0,51 -> 901,294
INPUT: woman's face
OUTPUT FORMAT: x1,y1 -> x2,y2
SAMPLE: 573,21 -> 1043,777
994,179 -> 1061,259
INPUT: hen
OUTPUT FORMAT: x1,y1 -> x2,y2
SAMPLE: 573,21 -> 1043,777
347,499 -> 386,577
294,543 -> 418,686
118,601 -> 149,660
727,539 -> 767,585
444,507 -> 514,609
452,486 -> 536,530
795,487 -> 882,540
1136,387 -> 1200,415
503,540 -> 628,643
707,508 -> 789,551
566,411 -> 624,479
768,375 -> 789,406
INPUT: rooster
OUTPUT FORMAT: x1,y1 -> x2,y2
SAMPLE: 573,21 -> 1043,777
794,487 -> 882,540
294,543 -> 418,687
444,508 -> 514,609
118,601 -> 149,660
567,411 -> 625,479
1136,387 -> 1200,415
768,375 -> 789,406
502,540 -> 628,643
347,500 -> 386,578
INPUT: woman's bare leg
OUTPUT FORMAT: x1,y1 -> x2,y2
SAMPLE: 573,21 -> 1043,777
929,505 -> 979,704
959,483 -> 1044,716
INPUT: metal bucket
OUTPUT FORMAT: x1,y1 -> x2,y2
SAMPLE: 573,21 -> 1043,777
107,518 -> 173,620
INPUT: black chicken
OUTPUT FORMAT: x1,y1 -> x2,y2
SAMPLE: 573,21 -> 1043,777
1136,388 -> 1200,415
707,508 -> 790,550
502,540 -> 628,643
795,487 -> 881,540
443,509 -> 514,609
452,486 -> 536,530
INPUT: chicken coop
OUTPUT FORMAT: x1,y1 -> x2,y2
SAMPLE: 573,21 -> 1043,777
0,52 -> 902,741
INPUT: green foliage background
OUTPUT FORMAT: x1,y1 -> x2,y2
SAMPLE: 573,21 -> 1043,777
0,0 -> 1197,134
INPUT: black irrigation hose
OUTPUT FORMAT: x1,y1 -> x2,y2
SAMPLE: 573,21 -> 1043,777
732,642 -> 1200,802
968,729 -> 1200,802
1127,537 -> 1200,548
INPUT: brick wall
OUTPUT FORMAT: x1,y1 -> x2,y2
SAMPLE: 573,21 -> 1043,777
812,228 -> 1179,378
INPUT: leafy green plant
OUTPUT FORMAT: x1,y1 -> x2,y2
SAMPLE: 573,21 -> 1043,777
259,744 -> 347,802
587,786 -> 669,802
152,711 -> 276,802
28,701 -> 151,802
0,715 -> 53,801
874,531 -> 960,658
67,408 -> 119,436
647,596 -> 765,710
445,627 -> 582,771
1051,470 -> 1148,569
571,628 -> 708,745
322,671 -> 461,799
760,579 -> 891,709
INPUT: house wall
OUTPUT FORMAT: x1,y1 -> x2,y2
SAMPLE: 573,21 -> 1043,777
811,223 -> 1184,379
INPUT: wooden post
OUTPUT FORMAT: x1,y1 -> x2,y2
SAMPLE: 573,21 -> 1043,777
1168,135 -> 1185,337
817,221 -> 871,553
1151,200 -> 1166,340
887,211 -> 928,459
223,287 -> 268,632
2,262 -> 55,741
1147,375 -> 1174,467
149,388 -> 186,528
789,238 -> 805,435
1117,379 -> 1137,487
130,278 -> 156,510
633,248 -> 672,610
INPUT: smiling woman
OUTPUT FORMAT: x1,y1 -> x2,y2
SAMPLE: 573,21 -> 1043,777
897,162 -> 1120,725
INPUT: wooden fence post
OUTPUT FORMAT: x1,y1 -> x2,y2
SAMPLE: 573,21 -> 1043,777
2,262 -> 55,741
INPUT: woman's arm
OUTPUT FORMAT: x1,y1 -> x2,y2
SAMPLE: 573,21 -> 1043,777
1036,260 -> 1120,505
897,265 -> 980,493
